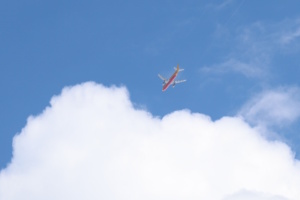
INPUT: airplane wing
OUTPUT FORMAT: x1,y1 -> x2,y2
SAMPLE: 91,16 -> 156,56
174,67 -> 184,72
158,74 -> 168,82
174,79 -> 186,84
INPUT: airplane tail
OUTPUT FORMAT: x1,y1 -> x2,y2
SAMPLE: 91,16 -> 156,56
174,64 -> 184,72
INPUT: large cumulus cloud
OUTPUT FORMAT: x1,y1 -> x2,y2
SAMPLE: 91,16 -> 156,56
0,82 -> 299,200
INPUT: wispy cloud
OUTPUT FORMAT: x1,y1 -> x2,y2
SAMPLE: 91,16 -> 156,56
202,18 -> 300,80
279,20 -> 300,45
206,0 -> 235,11
201,58 -> 267,79
280,28 -> 300,44
239,86 -> 300,128
216,0 -> 234,10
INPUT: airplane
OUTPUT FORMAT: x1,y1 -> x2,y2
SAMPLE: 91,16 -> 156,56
158,64 -> 186,91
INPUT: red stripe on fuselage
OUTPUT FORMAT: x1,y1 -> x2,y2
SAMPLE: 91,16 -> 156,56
162,71 -> 178,91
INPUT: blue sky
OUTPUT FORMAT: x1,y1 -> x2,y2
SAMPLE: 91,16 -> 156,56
1,0 -> 300,170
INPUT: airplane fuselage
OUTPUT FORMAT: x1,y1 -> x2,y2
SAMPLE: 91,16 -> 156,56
162,71 -> 178,91
158,64 -> 185,91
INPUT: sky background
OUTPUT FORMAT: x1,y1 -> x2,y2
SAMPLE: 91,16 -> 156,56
1,0 -> 300,170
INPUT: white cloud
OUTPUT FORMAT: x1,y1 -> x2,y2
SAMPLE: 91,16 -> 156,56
202,22 -> 272,80
201,58 -> 267,79
280,27 -> 300,45
1,82 -> 300,200
216,0 -> 234,10
204,18 -> 300,80
206,0 -> 236,11
239,87 -> 300,127
278,18 -> 300,45
223,189 -> 291,200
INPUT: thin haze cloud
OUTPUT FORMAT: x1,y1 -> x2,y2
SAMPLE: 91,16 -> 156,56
0,82 -> 300,200
280,28 -> 300,45
201,58 -> 267,79
202,18 -> 300,81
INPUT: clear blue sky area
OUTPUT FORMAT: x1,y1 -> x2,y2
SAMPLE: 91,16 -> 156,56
1,0 -> 300,169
